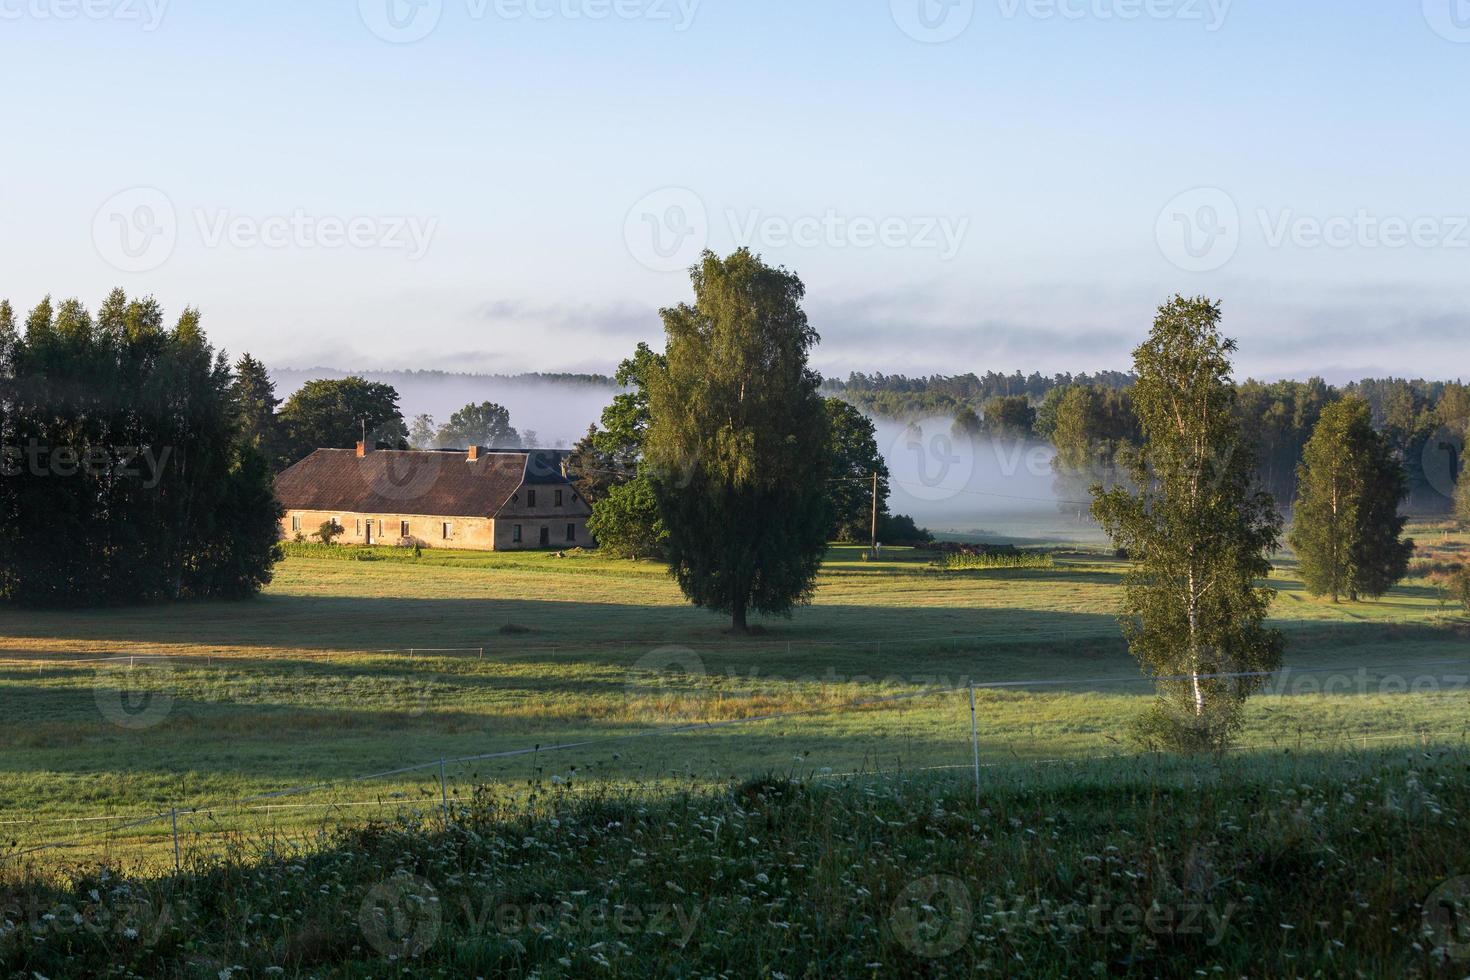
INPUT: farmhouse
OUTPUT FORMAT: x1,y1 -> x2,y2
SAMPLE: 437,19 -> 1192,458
274,443 -> 593,551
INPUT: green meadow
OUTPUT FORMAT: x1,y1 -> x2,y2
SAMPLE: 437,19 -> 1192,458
1,528 -> 1467,873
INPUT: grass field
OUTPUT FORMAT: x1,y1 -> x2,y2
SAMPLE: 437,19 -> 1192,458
1,525 -> 1467,876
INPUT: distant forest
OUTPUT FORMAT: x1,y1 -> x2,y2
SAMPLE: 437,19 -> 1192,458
821,371 -> 1467,515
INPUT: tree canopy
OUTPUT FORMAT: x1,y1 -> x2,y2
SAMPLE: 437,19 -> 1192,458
0,290 -> 281,606
1092,296 -> 1283,752
1289,397 -> 1414,601
645,250 -> 831,631
435,401 -> 520,449
277,376 -> 408,467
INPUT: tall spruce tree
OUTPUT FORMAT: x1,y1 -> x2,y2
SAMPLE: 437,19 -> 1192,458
645,250 -> 831,632
1289,398 -> 1414,601
233,354 -> 281,463
1092,296 -> 1284,752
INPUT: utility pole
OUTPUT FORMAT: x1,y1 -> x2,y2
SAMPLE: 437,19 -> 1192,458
870,471 -> 878,558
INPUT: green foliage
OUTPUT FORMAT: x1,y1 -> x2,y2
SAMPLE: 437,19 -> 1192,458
824,398 -> 890,542
877,512 -> 932,544
436,401 -> 519,448
569,342 -> 666,503
1289,398 -> 1415,601
0,290 -> 281,606
941,551 -> 1054,570
1235,377 -> 1334,507
6,757 -> 1469,977
646,250 -> 831,631
950,405 -> 981,439
408,413 -> 436,449
1456,453 -> 1470,525
1092,296 -> 1284,752
587,476 -> 666,559
277,376 -> 408,467
232,353 -> 280,461
1050,385 -> 1140,516
316,519 -> 345,545
1449,565 -> 1470,610
980,395 -> 1035,439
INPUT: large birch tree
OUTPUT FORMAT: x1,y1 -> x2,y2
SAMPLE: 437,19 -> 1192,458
1092,296 -> 1284,751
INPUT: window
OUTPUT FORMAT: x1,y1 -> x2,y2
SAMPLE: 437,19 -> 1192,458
527,488 -> 537,508
291,515 -> 301,532
400,520 -> 410,538
355,519 -> 361,535
555,489 -> 563,507
512,524 -> 522,543
566,523 -> 576,542
442,522 -> 452,540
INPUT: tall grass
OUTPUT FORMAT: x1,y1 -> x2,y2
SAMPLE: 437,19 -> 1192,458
941,550 -> 1055,571
3,748 -> 1467,977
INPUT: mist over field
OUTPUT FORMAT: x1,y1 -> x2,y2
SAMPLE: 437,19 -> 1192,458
869,418 -> 1095,542
270,368 -> 1106,540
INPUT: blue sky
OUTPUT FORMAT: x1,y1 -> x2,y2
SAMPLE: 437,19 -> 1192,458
1,0 -> 1466,381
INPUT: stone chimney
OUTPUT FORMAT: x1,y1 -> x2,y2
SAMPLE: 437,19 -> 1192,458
467,445 -> 480,462
356,441 -> 368,458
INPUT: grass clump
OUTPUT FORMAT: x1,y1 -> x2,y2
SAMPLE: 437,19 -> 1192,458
941,550 -> 1055,571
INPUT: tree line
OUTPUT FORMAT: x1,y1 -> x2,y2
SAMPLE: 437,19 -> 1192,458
0,292 -> 281,606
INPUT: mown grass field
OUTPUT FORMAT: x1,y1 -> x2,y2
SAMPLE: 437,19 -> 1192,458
0,527 -> 1467,875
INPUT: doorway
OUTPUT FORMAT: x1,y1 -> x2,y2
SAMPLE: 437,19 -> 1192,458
538,526 -> 550,548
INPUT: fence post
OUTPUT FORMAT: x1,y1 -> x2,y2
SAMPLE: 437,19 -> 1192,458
968,680 -> 981,808
478,647 -> 484,660
439,759 -> 449,824
170,808 -> 181,873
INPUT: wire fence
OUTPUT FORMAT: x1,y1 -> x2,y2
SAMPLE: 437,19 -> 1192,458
3,652 -> 1468,873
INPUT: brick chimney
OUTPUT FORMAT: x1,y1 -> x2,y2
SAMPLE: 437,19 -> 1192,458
467,445 -> 480,462
355,441 -> 368,458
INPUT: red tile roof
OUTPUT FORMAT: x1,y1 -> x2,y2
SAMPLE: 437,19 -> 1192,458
274,449 -> 530,518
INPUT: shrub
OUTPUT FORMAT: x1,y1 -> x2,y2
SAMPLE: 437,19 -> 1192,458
316,519 -> 345,545
942,551 -> 1054,571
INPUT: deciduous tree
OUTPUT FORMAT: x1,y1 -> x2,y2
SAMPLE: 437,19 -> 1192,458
1289,398 -> 1415,601
1092,296 -> 1283,752
278,377 -> 408,466
645,250 -> 831,632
